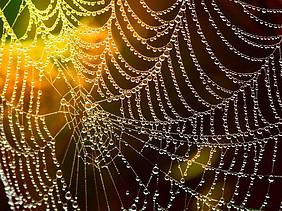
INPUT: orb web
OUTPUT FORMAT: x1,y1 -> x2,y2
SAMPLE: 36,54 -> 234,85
0,0 -> 282,210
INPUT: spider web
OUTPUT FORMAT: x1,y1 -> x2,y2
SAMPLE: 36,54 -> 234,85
0,0 -> 281,210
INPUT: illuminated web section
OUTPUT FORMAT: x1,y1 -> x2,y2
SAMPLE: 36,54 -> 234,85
0,0 -> 281,210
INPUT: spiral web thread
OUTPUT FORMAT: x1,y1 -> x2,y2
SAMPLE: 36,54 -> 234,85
0,0 -> 281,210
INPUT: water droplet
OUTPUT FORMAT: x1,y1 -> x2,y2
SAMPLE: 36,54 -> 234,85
155,190 -> 159,196
56,170 -> 63,179
268,177 -> 274,183
143,189 -> 149,195
130,203 -> 137,210
152,166 -> 159,175
65,191 -> 71,200
60,98 -> 67,106
164,174 -> 170,181
72,201 -> 78,209
85,102 -> 92,110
